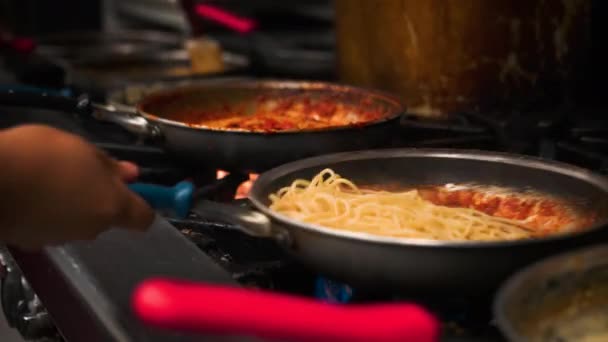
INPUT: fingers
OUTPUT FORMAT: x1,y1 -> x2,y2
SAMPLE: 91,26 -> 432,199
117,161 -> 140,182
94,149 -> 150,231
114,182 -> 155,232
93,147 -> 140,182
115,161 -> 151,231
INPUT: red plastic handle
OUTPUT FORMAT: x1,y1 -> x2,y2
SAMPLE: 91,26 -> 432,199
195,4 -> 257,34
132,278 -> 439,342
10,37 -> 36,53
0,32 -> 35,53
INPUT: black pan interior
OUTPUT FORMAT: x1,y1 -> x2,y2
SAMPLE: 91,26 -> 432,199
251,149 -> 608,224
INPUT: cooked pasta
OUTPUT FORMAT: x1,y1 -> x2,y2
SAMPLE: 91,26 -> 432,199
268,169 -> 579,241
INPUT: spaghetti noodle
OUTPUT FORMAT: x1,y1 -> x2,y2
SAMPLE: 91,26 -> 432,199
268,169 -> 582,241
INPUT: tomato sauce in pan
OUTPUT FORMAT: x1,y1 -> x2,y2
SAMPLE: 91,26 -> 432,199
417,186 -> 595,236
358,183 -> 595,236
157,95 -> 390,133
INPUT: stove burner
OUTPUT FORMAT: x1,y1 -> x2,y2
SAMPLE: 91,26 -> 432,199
199,172 -> 249,201
313,275 -> 502,340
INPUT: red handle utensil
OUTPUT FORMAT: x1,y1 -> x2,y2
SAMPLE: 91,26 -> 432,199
132,278 -> 439,342
0,29 -> 35,54
194,4 -> 257,34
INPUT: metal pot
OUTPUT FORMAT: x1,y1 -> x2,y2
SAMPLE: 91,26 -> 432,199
494,244 -> 608,341
335,0 -> 593,116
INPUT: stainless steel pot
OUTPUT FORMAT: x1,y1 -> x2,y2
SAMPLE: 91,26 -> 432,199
494,244 -> 608,341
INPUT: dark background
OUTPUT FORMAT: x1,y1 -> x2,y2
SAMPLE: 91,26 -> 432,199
0,0 -> 605,97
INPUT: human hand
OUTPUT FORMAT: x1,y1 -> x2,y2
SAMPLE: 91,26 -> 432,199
0,125 -> 154,250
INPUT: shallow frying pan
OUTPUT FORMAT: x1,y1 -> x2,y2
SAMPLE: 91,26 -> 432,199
0,80 -> 402,172
129,148 -> 608,297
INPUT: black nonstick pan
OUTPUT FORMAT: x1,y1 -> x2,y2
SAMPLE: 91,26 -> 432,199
129,148 -> 608,297
0,80 -> 403,172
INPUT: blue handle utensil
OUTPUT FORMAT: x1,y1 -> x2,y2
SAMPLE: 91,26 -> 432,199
129,181 -> 278,239
128,181 -> 195,219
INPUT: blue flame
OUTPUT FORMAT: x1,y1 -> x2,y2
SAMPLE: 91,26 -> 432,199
315,277 -> 354,303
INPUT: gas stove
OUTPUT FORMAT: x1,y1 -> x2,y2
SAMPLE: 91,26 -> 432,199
2,103 -> 608,340
2,48 -> 608,340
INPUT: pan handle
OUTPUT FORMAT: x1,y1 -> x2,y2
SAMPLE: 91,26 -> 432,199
91,103 -> 161,138
193,199 -> 284,242
128,182 -> 283,241
128,181 -> 194,219
0,87 -> 161,138
132,278 -> 439,342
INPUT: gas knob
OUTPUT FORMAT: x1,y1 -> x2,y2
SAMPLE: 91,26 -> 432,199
0,248 -> 59,340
